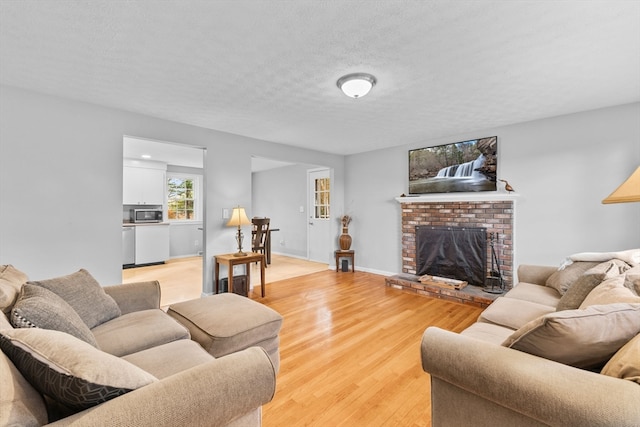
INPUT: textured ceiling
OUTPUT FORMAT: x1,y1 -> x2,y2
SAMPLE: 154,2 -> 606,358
1,1 -> 639,155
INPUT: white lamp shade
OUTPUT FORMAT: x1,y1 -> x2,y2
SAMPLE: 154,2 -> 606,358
337,73 -> 376,98
341,79 -> 372,98
226,206 -> 251,226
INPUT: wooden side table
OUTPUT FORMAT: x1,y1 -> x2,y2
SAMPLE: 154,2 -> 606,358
335,250 -> 355,272
214,252 -> 266,297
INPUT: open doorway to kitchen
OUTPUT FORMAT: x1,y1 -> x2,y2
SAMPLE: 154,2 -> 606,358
122,136 -> 206,307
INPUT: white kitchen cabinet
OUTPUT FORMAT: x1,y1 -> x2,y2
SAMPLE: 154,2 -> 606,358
134,224 -> 170,265
123,164 -> 166,205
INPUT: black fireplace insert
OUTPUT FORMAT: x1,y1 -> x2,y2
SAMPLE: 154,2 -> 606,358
416,226 -> 487,287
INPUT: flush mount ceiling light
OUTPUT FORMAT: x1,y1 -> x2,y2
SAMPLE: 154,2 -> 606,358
337,73 -> 377,98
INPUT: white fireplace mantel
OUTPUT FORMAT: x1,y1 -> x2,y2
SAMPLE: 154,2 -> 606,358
395,192 -> 520,203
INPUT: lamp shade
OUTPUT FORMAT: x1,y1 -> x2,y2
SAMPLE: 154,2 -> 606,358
602,166 -> 640,204
226,206 -> 251,226
337,73 -> 376,98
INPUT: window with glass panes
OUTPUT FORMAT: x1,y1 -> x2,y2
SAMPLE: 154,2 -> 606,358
314,177 -> 330,219
167,176 -> 197,220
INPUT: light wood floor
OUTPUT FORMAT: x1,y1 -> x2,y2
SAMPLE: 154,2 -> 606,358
122,256 -> 483,426
122,254 -> 329,307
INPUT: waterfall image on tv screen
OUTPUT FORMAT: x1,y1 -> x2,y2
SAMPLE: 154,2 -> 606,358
408,136 -> 497,194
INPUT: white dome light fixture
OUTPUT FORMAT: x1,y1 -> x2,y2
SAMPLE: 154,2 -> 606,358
337,73 -> 377,98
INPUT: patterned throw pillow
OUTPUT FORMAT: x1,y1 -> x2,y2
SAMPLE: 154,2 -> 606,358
11,284 -> 98,347
29,269 -> 121,329
0,328 -> 157,411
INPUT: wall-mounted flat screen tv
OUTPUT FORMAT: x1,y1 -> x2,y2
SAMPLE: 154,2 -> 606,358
408,136 -> 497,194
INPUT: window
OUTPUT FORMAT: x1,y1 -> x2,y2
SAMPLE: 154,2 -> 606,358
167,174 -> 201,221
314,177 -> 330,219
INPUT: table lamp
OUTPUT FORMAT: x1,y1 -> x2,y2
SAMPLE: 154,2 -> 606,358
227,206 -> 251,256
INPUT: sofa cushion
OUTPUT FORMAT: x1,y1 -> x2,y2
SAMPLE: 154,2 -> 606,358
545,261 -> 600,295
479,297 -> 555,330
0,265 -> 28,314
1,312 -> 13,329
579,275 -> 640,308
0,347 -> 48,427
504,282 -> 560,307
29,269 -> 121,329
122,339 -> 214,379
502,303 -> 640,369
11,284 -> 98,347
460,322 -> 515,345
0,328 -> 157,411
91,309 -> 190,357
601,333 -> 640,384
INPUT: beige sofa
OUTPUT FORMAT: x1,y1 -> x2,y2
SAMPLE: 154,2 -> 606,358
421,257 -> 640,427
0,265 -> 280,426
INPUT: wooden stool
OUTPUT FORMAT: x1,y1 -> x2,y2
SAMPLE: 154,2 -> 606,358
335,250 -> 355,272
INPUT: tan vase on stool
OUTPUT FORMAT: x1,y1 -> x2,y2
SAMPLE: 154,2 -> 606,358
339,227 -> 352,250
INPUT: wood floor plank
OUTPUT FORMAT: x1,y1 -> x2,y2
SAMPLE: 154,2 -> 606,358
259,270 -> 483,427
121,256 -> 484,426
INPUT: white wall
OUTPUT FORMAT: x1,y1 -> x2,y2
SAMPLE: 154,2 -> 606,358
0,85 -> 345,292
252,164 -> 311,259
2,85 -> 636,287
346,103 -> 640,275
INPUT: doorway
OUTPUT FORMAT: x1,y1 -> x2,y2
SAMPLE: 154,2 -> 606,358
122,136 -> 206,293
307,168 -> 332,263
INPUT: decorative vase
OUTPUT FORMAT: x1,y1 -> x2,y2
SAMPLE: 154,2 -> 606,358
339,226 -> 352,250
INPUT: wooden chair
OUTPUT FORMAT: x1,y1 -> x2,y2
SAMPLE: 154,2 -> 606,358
252,218 -> 270,266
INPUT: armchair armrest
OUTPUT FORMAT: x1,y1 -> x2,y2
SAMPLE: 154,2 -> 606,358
49,346 -> 276,426
517,264 -> 557,286
103,281 -> 161,314
421,327 -> 640,427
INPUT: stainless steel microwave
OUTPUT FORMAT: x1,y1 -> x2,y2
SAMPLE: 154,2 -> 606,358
131,209 -> 163,223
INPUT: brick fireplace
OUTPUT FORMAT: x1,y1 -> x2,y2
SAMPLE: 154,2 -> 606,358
386,195 -> 516,307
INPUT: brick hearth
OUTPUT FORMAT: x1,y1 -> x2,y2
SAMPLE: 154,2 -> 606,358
386,274 -> 499,308
386,196 -> 516,301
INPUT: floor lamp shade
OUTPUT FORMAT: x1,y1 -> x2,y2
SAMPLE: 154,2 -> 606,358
227,206 -> 251,256
602,166 -> 640,204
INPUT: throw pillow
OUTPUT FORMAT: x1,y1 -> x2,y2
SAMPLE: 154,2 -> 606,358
579,276 -> 640,308
11,284 -> 98,347
624,265 -> 640,295
0,328 -> 157,411
0,264 -> 29,314
502,303 -> 640,369
556,259 -> 631,311
0,349 -> 48,427
29,269 -> 120,329
556,274 -> 603,311
545,261 -> 600,295
601,333 -> 640,384
568,249 -> 640,266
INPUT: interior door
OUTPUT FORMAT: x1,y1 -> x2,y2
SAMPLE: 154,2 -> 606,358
307,168 -> 332,263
